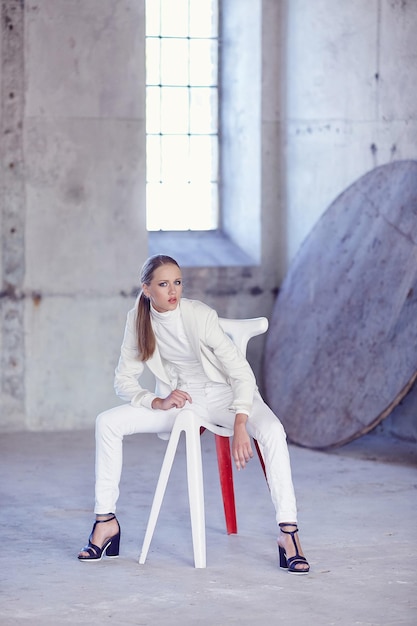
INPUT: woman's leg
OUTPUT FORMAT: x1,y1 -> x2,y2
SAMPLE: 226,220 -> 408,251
245,392 -> 309,572
95,403 -> 179,514
245,392 -> 298,524
198,385 -> 297,524
79,403 -> 179,559
201,385 -> 308,572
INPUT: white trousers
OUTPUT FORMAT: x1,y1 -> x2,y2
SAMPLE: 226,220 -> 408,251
95,382 -> 298,525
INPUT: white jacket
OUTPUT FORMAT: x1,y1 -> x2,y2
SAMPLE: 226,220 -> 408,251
114,298 -> 257,415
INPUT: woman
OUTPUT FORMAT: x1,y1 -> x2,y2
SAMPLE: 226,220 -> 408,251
78,254 -> 309,574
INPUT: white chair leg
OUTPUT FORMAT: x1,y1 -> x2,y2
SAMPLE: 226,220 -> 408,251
183,413 -> 206,568
140,410 -> 233,568
138,420 -> 183,565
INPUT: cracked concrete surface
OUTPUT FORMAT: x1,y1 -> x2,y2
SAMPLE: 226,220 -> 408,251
1,428 -> 416,625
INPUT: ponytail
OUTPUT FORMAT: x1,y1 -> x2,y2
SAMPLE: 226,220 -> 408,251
135,254 -> 180,361
136,291 -> 155,361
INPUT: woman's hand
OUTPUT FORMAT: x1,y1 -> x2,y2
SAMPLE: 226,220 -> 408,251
152,389 -> 192,411
232,414 -> 253,470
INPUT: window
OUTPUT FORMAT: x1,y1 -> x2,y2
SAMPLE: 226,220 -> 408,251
146,0 -> 219,231
146,0 -> 262,267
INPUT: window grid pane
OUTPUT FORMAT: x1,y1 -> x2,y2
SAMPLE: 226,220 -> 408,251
146,0 -> 218,231
160,39 -> 189,85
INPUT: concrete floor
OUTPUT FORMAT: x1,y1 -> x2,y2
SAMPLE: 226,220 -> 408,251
1,427 -> 416,626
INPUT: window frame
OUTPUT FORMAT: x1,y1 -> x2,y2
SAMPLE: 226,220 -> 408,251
147,0 -> 261,267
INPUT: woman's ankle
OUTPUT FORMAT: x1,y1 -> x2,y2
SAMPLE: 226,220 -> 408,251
279,522 -> 298,531
96,513 -> 115,522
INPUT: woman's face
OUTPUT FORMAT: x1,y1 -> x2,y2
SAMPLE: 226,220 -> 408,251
142,263 -> 183,313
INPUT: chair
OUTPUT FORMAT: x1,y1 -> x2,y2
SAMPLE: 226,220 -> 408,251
139,316 -> 269,568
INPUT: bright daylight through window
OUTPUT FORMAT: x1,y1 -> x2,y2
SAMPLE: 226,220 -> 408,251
146,0 -> 219,231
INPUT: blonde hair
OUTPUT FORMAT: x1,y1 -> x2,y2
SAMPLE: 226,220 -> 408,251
136,254 -> 180,361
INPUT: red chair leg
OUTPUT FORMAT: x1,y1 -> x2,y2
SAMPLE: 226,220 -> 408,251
214,434 -> 238,535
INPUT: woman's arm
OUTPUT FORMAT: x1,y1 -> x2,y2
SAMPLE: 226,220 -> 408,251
202,306 -> 257,415
199,304 -> 257,469
113,309 -> 157,408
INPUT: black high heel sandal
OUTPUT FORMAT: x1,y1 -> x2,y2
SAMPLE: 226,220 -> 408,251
78,514 -> 121,562
278,523 -> 310,575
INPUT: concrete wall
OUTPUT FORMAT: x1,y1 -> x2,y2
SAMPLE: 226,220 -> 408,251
0,0 -> 416,438
1,0 -> 146,430
279,0 -> 417,442
281,0 -> 417,265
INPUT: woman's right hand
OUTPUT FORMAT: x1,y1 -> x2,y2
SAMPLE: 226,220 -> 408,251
152,389 -> 192,411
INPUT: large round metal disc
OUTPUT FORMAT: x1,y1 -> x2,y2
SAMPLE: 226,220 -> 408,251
264,160 -> 417,449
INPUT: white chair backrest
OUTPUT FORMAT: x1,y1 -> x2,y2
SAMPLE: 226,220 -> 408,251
219,317 -> 269,357
156,317 -> 268,441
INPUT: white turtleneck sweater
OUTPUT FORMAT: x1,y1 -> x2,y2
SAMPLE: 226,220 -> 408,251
150,305 -> 211,386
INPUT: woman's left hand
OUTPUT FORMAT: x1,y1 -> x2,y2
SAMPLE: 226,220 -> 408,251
232,414 -> 253,470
